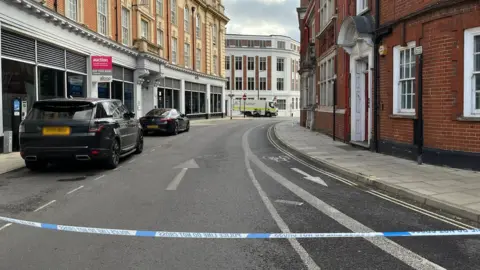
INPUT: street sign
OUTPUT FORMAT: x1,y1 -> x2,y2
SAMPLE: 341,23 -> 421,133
414,46 -> 423,55
242,93 -> 247,100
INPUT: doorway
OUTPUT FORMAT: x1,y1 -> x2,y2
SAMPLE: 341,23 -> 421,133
352,59 -> 369,143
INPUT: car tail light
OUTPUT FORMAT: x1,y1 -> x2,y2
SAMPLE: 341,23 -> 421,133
91,150 -> 100,155
89,122 -> 104,133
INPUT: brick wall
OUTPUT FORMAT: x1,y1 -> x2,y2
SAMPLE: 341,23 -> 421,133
379,1 -> 480,153
267,56 -> 272,90
255,56 -> 259,89
314,111 -> 346,140
242,55 -> 247,90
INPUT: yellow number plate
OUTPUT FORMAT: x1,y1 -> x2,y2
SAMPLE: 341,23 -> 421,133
42,126 -> 71,136
147,125 -> 158,129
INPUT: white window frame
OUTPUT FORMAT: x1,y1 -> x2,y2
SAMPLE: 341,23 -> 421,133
170,0 -> 177,25
67,0 -> 78,21
184,6 -> 189,33
184,43 -> 190,68
157,28 -> 163,47
247,57 -> 254,70
172,37 -> 178,64
235,77 -> 242,90
212,55 -> 217,75
319,0 -> 334,31
260,57 -> 266,71
212,24 -> 217,45
277,41 -> 285,49
235,56 -> 242,70
121,7 -> 130,46
196,14 -> 201,39
319,53 -> 335,106
196,48 -> 201,71
277,57 -> 284,71
260,77 -> 266,90
225,56 -> 230,70
393,41 -> 416,115
310,19 -> 315,42
156,0 -> 163,16
141,19 -> 149,40
277,78 -> 284,91
97,0 -> 108,36
277,99 -> 286,110
247,77 -> 255,90
464,27 -> 480,116
356,0 -> 368,15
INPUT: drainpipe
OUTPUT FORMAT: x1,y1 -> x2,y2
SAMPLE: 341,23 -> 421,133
192,7 -> 196,71
166,0 -> 170,60
114,0 -> 119,42
416,54 -> 424,164
373,0 -> 380,152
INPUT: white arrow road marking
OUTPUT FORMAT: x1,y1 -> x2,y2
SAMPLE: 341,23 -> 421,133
291,168 -> 328,187
166,159 -> 199,190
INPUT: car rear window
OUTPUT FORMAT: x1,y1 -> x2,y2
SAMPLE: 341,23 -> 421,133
146,109 -> 170,117
28,101 -> 94,120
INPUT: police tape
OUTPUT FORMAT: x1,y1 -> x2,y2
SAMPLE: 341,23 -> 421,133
1,216 -> 479,238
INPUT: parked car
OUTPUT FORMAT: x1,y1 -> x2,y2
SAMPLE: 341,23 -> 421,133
140,108 -> 190,135
19,98 -> 143,171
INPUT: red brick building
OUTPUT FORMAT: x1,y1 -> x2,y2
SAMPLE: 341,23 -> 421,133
299,0 -> 480,170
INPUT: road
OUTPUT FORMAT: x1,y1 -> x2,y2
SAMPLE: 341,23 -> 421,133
0,118 -> 479,269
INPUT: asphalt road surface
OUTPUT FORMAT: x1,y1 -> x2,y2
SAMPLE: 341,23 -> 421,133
0,118 -> 479,269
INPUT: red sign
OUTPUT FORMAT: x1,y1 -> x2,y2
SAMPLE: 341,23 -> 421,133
91,56 -> 112,71
242,93 -> 247,100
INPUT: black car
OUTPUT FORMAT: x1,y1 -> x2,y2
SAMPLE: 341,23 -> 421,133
140,108 -> 190,135
19,98 -> 144,170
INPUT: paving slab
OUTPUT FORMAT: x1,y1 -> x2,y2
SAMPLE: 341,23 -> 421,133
273,120 -> 480,224
0,152 -> 24,175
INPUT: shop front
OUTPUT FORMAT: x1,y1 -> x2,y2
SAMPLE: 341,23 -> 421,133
156,77 -> 181,111
210,85 -> 223,117
185,81 -> 207,119
97,65 -> 135,112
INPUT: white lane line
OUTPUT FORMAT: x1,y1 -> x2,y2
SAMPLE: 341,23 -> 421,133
33,200 -> 56,212
151,148 -> 156,152
113,166 -> 123,171
93,175 -> 106,181
244,126 -> 320,270
66,185 -> 84,195
0,223 -> 12,231
128,158 -> 136,164
245,125 -> 445,270
166,168 -> 188,190
275,199 -> 304,206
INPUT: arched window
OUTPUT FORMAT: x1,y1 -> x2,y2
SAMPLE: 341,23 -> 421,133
184,6 -> 189,33
196,13 -> 201,39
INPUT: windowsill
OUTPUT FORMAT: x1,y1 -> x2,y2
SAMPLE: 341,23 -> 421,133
316,15 -> 338,39
390,113 -> 416,119
457,116 -> 480,122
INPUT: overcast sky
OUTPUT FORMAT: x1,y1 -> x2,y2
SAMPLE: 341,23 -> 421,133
223,0 -> 300,41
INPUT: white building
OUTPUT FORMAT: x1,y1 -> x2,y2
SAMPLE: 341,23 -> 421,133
224,34 -> 300,117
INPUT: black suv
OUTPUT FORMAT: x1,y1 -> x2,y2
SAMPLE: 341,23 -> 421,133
19,98 -> 144,170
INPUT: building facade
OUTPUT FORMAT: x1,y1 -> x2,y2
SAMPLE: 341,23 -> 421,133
298,0 -> 480,170
224,34 -> 301,117
0,0 -> 228,152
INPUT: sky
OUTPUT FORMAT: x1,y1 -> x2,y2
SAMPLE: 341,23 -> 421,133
223,0 -> 300,41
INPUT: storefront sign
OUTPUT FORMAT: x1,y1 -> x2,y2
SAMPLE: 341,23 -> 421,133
91,56 -> 112,82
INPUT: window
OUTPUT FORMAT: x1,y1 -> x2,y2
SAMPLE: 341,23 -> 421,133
67,0 -> 78,21
235,77 -> 242,90
97,0 -> 108,35
141,19 -> 149,39
172,37 -> 178,64
248,77 -> 254,90
464,28 -> 480,116
277,78 -> 284,90
277,99 -> 286,110
212,24 -> 217,45
277,41 -> 285,49
196,14 -> 201,39
260,77 -> 266,90
212,55 -> 217,74
296,98 -> 299,109
225,56 -> 230,69
247,57 -> 254,70
357,0 -> 368,14
393,42 -> 416,114
310,19 -> 315,42
235,56 -> 242,70
260,57 -> 266,71
121,8 -> 130,45
319,54 -> 335,106
184,6 -> 189,33
156,0 -> 163,16
184,43 -> 190,68
277,57 -> 284,71
171,0 -> 177,24
157,29 -> 164,47
226,78 -> 230,90
196,48 -> 201,71
320,0 -> 334,30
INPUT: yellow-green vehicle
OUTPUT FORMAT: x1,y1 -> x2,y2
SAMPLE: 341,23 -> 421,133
233,100 -> 278,117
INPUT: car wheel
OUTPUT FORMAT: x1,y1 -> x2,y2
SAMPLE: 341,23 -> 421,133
105,139 -> 120,169
25,161 -> 48,171
266,112 -> 271,117
185,122 -> 190,132
135,131 -> 144,154
171,122 -> 179,135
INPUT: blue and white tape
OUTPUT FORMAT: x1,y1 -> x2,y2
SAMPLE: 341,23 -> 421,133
1,216 -> 479,238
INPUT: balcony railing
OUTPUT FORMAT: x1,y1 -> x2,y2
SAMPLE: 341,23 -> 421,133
134,38 -> 162,55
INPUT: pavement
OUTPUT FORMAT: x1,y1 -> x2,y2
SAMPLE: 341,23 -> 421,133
274,120 -> 480,225
0,118 -> 479,269
0,152 -> 24,174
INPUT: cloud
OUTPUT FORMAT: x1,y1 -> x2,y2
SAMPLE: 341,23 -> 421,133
223,0 -> 300,41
